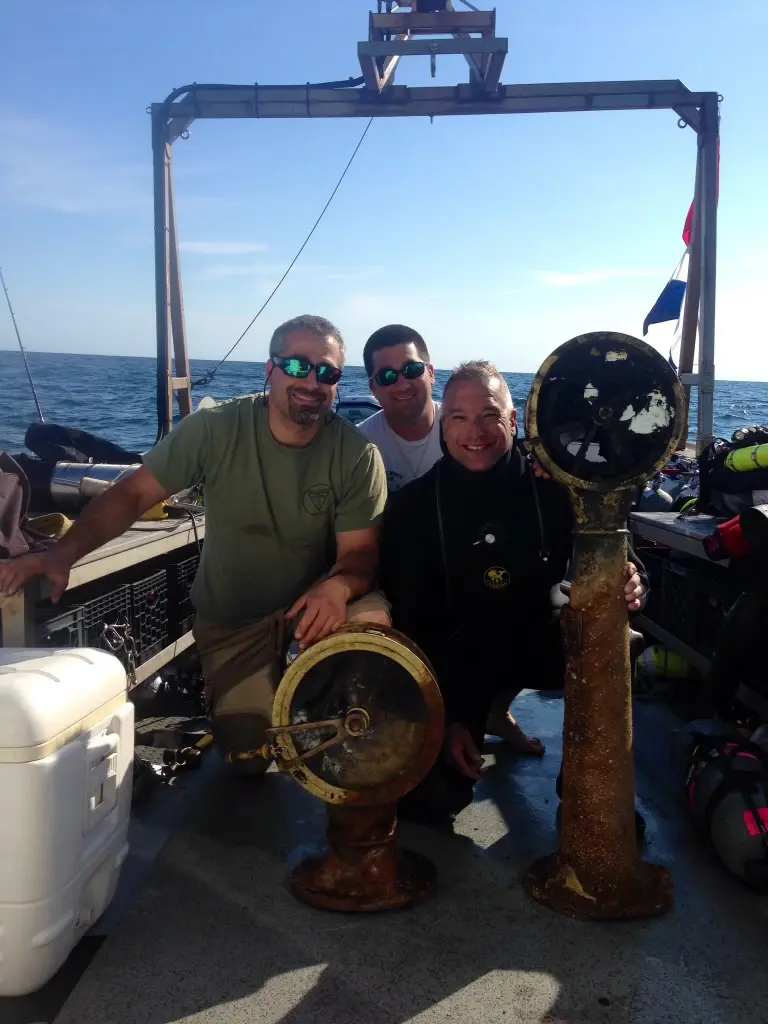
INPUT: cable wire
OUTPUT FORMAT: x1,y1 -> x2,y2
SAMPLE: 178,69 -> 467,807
192,116 -> 375,389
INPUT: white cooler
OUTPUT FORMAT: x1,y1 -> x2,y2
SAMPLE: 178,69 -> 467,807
0,648 -> 134,997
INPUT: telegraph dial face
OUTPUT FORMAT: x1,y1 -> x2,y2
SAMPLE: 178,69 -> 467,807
271,625 -> 444,807
525,332 -> 685,491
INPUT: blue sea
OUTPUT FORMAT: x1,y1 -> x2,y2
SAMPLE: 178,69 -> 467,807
1,349 -> 767,455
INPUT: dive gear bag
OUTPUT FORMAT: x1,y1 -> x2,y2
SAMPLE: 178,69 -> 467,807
695,426 -> 768,518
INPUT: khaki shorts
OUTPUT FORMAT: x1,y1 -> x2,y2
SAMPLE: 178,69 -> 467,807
193,588 -> 391,773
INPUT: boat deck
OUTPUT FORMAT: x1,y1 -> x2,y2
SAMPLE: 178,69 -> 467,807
9,691 -> 768,1024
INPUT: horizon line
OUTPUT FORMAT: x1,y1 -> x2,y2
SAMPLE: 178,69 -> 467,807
0,346 -> 764,386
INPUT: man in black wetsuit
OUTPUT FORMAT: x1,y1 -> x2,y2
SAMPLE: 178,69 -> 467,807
379,360 -> 648,822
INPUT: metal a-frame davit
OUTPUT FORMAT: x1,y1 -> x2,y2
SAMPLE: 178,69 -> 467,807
150,0 -> 719,451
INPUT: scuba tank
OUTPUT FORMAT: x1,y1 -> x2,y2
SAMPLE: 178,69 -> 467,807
50,462 -> 140,512
725,442 -> 768,473
670,486 -> 698,514
676,723 -> 768,889
636,477 -> 674,511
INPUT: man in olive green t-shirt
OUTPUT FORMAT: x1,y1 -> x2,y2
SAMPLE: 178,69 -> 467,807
0,314 -> 390,771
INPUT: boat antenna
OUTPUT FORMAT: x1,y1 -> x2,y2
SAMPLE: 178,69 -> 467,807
0,266 -> 45,423
191,116 -> 374,389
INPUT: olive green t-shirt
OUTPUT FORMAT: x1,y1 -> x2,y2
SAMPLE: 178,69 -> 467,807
142,395 -> 387,625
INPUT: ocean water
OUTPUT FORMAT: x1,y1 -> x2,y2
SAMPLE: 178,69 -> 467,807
1,349 -> 767,455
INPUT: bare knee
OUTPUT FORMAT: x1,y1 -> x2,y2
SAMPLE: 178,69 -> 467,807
347,607 -> 392,629
345,590 -> 392,630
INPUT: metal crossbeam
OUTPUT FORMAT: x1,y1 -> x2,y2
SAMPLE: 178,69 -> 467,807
371,11 -> 494,32
359,37 -> 504,56
157,81 -> 709,126
358,38 -> 508,89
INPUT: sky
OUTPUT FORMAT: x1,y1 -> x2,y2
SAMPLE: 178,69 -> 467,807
1,0 -> 766,380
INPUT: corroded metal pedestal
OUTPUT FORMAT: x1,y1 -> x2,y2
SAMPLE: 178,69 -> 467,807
522,331 -> 685,920
267,624 -> 444,912
289,803 -> 436,912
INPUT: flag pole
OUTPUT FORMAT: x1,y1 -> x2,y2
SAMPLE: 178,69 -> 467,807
697,95 -> 719,455
676,143 -> 703,452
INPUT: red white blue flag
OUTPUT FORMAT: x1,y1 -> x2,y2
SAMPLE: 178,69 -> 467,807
643,139 -> 720,341
643,248 -> 689,337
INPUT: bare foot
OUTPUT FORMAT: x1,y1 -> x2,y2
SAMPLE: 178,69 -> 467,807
486,713 -> 545,756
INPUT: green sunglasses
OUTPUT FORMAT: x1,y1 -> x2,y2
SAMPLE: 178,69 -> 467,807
272,354 -> 343,386
371,360 -> 427,388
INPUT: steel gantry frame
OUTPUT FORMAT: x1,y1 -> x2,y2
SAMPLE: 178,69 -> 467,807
150,1 -> 719,451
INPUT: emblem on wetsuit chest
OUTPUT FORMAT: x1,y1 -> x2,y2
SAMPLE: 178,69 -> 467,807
303,483 -> 332,516
484,566 -> 510,590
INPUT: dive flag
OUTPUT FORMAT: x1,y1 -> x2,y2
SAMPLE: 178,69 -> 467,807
643,249 -> 689,336
682,203 -> 694,248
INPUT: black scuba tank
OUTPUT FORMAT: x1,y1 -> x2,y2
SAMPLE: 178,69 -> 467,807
677,723 -> 768,889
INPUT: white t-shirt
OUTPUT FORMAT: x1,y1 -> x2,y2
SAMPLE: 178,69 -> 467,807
358,402 -> 443,493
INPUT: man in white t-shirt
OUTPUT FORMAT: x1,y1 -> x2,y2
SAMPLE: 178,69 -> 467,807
357,324 -> 442,493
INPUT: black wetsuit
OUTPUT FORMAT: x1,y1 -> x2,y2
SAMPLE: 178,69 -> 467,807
379,440 -> 648,821
381,443 -> 574,735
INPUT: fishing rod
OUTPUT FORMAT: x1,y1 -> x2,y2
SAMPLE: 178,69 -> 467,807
0,266 -> 45,423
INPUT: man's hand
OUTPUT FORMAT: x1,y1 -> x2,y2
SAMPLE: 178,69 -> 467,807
287,575 -> 349,649
0,550 -> 71,604
624,561 -> 647,612
444,723 -> 484,781
530,457 -> 551,480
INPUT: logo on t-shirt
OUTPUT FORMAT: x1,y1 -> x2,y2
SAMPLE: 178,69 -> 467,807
303,483 -> 332,516
484,566 -> 510,590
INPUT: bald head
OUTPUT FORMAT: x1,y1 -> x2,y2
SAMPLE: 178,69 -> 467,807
442,361 -> 514,413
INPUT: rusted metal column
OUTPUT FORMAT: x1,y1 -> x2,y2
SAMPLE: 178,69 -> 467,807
526,488 -> 672,918
522,331 -> 684,920
290,802 -> 435,912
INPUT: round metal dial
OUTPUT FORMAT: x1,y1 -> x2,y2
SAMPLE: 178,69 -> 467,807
271,625 -> 444,806
525,332 -> 685,490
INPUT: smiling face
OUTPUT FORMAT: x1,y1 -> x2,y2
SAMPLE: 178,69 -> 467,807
368,342 -> 435,429
441,376 -> 517,472
266,328 -> 342,427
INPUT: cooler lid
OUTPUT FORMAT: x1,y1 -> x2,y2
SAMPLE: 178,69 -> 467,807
0,648 -> 128,762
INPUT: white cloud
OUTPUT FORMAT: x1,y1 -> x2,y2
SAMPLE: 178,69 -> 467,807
179,241 -> 267,255
532,269 -> 662,288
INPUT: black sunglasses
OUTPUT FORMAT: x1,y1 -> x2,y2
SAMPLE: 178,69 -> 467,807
272,354 -> 342,386
371,360 -> 427,388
